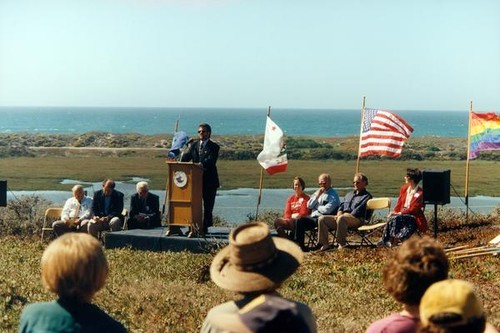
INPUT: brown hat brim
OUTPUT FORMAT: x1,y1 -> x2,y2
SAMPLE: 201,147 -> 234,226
210,236 -> 303,292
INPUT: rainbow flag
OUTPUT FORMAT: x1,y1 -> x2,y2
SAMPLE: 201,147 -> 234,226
469,112 -> 500,159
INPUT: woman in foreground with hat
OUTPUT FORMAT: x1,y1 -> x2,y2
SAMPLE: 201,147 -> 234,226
200,222 -> 317,333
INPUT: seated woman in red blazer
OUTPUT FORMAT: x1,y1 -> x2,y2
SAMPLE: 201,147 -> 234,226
378,168 -> 428,247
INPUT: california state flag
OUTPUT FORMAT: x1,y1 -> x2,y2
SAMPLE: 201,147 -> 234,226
257,116 -> 288,175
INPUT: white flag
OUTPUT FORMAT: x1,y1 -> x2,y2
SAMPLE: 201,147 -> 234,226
257,116 -> 288,175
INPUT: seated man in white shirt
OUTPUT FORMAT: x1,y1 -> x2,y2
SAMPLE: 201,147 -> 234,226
52,185 -> 93,237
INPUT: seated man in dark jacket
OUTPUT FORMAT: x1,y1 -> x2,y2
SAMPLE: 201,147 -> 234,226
88,178 -> 124,238
317,172 -> 372,251
128,181 -> 161,229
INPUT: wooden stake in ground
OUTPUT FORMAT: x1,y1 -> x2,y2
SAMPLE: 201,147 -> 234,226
447,234 -> 500,260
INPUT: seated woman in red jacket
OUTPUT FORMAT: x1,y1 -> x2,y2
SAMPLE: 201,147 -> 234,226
378,168 -> 428,247
274,177 -> 310,240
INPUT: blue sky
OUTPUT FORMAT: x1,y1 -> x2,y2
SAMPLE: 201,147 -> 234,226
1,0 -> 499,111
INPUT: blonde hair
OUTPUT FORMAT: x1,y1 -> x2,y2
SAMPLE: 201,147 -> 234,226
41,233 -> 108,302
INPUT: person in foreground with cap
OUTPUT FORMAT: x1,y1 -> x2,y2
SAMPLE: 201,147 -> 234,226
366,236 -> 449,333
200,222 -> 317,333
418,279 -> 498,333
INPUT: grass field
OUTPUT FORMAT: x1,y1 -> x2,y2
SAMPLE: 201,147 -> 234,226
0,178 -> 499,332
1,155 -> 498,197
1,214 -> 499,332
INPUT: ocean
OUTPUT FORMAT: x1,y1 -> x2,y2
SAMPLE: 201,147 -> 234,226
0,107 -> 469,137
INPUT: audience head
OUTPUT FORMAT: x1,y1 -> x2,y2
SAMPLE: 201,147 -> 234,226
318,173 -> 332,189
419,279 -> 486,333
72,185 -> 85,201
383,236 -> 449,306
210,222 -> 303,294
102,178 -> 115,195
293,177 -> 305,192
41,233 -> 109,303
136,181 -> 149,198
406,168 -> 423,184
353,172 -> 368,190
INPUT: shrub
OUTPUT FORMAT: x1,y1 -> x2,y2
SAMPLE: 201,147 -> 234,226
0,195 -> 52,238
246,209 -> 281,228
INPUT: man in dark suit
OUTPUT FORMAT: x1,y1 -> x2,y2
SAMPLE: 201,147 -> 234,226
128,181 -> 161,229
87,178 -> 124,238
181,123 -> 220,236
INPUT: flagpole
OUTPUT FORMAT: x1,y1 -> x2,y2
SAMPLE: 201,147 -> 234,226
356,96 -> 366,173
464,101 -> 473,222
255,106 -> 271,221
163,118 -> 180,216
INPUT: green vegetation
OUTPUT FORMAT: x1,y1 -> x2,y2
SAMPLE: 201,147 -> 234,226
0,196 -> 499,332
1,132 -> 500,161
0,133 -> 498,195
0,155 -> 498,198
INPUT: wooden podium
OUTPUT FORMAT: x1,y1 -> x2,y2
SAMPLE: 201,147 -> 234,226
165,162 -> 203,235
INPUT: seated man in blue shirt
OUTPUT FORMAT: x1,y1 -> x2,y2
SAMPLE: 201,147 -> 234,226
295,173 -> 340,252
317,172 -> 372,251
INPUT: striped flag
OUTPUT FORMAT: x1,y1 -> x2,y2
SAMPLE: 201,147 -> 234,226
469,112 -> 500,160
257,116 -> 288,175
359,108 -> 413,158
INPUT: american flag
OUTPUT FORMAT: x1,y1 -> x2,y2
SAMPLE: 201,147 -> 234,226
359,108 -> 413,157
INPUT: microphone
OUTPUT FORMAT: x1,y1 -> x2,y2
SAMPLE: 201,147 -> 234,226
179,138 -> 194,161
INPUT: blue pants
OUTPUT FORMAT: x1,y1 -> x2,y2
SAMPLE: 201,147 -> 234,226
382,214 -> 417,242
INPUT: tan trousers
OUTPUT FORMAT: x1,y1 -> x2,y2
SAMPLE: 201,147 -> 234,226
318,213 -> 364,246
86,216 -> 122,238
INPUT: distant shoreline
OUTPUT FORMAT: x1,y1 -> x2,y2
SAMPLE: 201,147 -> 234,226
0,107 -> 471,137
2,132 -> 490,163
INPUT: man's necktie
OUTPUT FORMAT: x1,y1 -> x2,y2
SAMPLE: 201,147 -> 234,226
199,141 -> 204,155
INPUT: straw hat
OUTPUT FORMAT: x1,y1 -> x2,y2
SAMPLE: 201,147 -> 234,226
210,222 -> 303,292
420,279 -> 485,326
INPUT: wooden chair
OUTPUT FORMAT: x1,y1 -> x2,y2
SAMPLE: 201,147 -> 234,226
40,207 -> 63,241
355,197 -> 391,246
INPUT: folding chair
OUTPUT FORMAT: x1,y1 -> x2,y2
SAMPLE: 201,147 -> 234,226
304,227 -> 318,250
356,197 -> 391,246
40,207 -> 63,241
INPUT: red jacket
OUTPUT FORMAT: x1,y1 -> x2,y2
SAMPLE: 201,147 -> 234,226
284,193 -> 310,219
394,184 -> 428,232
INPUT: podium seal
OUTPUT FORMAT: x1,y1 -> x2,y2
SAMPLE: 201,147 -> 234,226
173,171 -> 188,188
